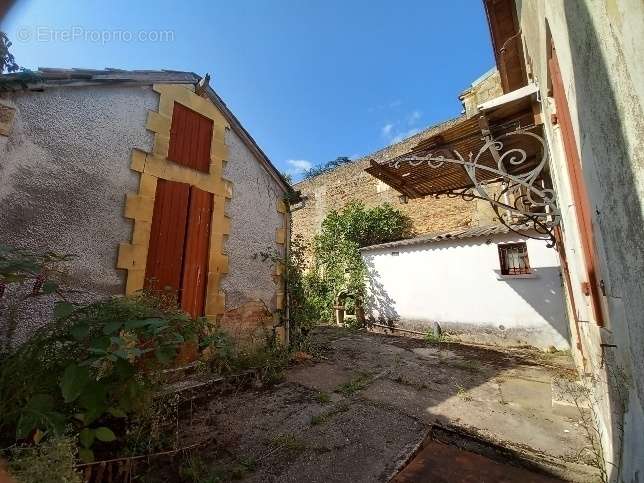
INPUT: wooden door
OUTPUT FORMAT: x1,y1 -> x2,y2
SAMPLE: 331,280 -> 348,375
181,186 -> 213,318
144,179 -> 190,297
549,45 -> 604,326
144,100 -> 216,318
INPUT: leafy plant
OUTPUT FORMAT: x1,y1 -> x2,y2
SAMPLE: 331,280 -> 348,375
287,202 -> 412,330
424,330 -> 446,344
0,244 -> 74,351
0,293 -> 202,462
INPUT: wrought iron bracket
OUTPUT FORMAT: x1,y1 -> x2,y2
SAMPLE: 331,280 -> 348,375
388,128 -> 560,246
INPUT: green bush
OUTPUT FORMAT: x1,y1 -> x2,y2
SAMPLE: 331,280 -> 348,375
288,202 -> 412,328
0,294 -> 203,463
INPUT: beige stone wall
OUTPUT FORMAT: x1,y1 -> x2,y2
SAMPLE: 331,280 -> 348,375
292,72 -> 505,249
459,69 -> 504,118
292,118 -> 480,249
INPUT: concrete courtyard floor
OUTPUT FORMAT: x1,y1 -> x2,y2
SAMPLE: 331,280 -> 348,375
184,327 -> 601,482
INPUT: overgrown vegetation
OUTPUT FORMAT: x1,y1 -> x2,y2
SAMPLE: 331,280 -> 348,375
0,293 -> 204,463
7,437 -> 81,483
287,202 -> 412,333
0,245 -> 292,481
424,330 -> 446,344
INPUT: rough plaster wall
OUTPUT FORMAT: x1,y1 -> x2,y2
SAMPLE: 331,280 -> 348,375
222,128 -> 284,312
0,85 -> 156,343
516,0 -> 644,479
292,118 -> 479,250
362,233 -> 568,350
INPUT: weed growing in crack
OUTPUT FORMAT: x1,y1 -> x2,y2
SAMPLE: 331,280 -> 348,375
393,374 -> 428,391
310,403 -> 350,426
179,453 -> 257,483
335,372 -> 373,396
315,391 -> 331,404
452,359 -> 481,373
270,433 -> 306,453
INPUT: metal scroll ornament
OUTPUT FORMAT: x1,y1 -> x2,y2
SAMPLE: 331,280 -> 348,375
389,128 -> 560,246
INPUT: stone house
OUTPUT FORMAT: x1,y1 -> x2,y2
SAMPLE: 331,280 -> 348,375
0,68 -> 291,345
291,69 -> 504,251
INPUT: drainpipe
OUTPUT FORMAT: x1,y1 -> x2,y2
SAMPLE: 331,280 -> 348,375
284,206 -> 292,346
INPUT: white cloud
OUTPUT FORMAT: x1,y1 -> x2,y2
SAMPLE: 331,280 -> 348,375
380,110 -> 423,144
381,123 -> 395,137
408,110 -> 422,125
285,159 -> 312,173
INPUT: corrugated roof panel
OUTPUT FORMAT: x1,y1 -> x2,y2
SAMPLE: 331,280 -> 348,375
359,224 -> 535,251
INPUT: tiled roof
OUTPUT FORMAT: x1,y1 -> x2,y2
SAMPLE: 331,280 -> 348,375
0,68 -> 199,86
0,67 -> 292,193
359,224 -> 535,251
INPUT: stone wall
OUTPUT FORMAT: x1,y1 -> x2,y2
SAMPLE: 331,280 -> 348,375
459,69 -> 504,117
292,118 -> 477,249
292,72 -> 504,250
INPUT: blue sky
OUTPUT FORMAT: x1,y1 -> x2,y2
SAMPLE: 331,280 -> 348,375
2,0 -> 494,181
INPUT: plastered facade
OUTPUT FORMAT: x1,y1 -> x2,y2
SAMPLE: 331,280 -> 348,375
219,125 -> 286,337
514,1 -> 644,479
0,82 -> 287,344
362,233 -> 569,350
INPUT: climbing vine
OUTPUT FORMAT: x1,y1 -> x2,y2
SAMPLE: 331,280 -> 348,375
288,202 -> 412,328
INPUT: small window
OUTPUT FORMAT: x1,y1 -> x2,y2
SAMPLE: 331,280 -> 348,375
498,242 -> 531,275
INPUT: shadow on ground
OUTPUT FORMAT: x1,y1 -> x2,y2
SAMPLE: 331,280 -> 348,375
146,327 -> 602,482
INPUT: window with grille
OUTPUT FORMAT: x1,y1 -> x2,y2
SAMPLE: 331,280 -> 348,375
498,242 -> 531,275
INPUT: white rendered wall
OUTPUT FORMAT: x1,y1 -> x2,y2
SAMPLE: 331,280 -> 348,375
362,233 -> 569,349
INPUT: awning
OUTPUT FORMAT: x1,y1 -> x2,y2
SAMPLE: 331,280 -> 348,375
365,84 -> 543,199
364,84 -> 559,244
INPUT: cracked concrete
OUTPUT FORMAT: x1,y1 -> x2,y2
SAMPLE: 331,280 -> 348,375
163,327 -> 601,482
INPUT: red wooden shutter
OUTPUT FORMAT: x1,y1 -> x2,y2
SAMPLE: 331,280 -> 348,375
167,102 -> 213,173
549,45 -> 605,326
144,179 -> 191,297
180,186 -> 213,318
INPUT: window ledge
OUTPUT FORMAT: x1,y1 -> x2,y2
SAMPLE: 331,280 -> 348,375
496,273 -> 538,280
